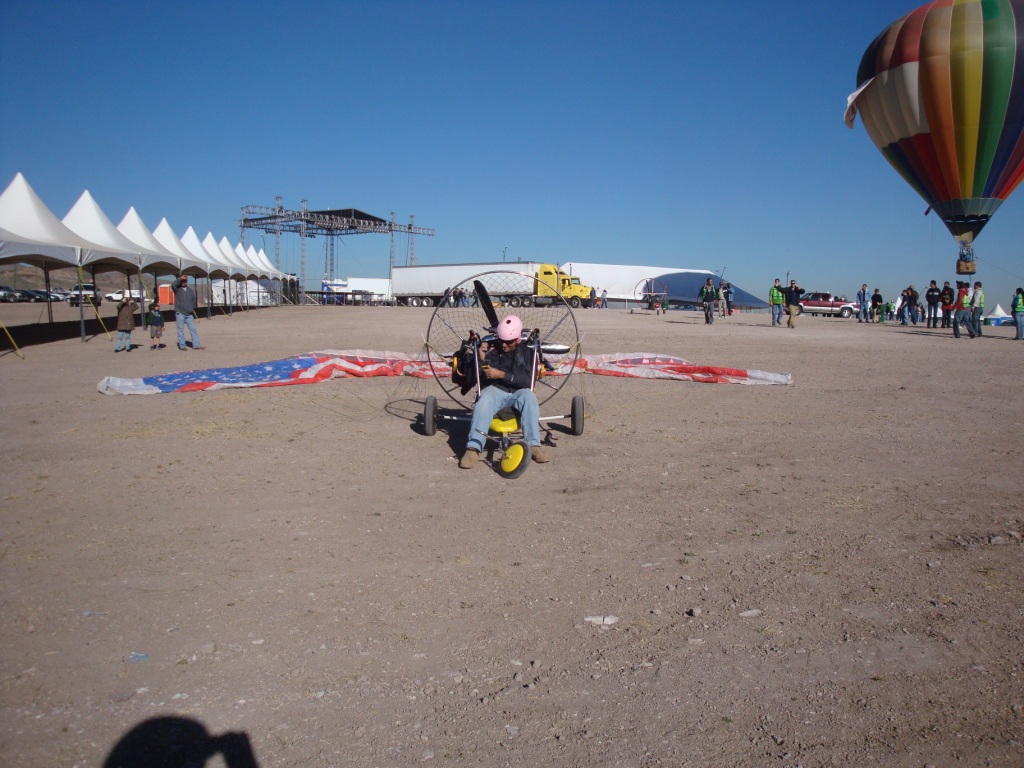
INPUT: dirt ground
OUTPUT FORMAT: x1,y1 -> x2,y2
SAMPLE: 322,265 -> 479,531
1,304 -> 1022,768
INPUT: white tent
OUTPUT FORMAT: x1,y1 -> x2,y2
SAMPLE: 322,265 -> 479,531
152,219 -> 207,276
116,207 -> 182,274
561,261 -> 768,308
984,304 -> 1013,325
182,227 -> 231,278
0,172 -> 107,269
62,191 -> 147,273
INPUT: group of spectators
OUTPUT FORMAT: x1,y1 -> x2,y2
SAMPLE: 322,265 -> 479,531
697,279 -> 733,324
853,279 -> 1024,341
767,279 -> 803,328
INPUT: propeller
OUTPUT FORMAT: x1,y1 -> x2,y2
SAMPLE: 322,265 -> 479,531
473,279 -> 500,330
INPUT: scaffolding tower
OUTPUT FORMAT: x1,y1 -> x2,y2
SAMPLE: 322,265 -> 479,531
239,198 -> 435,288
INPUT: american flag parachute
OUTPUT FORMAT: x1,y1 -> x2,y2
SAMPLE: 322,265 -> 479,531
97,350 -> 791,396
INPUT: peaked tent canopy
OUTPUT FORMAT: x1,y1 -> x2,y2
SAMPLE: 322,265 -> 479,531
62,190 -> 147,272
152,219 -> 206,277
183,227 -> 232,278
0,172 -> 110,269
117,207 -> 184,274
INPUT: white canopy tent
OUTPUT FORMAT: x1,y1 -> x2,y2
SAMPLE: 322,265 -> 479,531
0,172 -> 106,270
152,218 -> 207,277
62,191 -> 151,274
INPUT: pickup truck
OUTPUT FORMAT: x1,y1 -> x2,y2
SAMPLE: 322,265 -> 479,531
67,283 -> 103,307
795,292 -> 859,318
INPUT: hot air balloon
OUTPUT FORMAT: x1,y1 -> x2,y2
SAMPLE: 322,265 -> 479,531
845,0 -> 1024,274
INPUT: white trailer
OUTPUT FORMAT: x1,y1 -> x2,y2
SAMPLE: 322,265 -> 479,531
390,261 -> 597,308
392,262 -> 541,307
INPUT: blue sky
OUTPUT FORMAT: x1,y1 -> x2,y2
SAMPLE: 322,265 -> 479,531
1,0 -> 1022,303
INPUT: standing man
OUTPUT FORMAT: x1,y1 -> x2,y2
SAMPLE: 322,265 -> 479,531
590,286 -> 597,308
783,279 -> 803,329
939,281 -> 955,328
172,274 -> 205,351
856,284 -> 870,323
600,289 -> 608,309
718,281 -> 731,317
953,281 -> 975,339
1012,287 -> 1024,341
924,281 -> 941,328
871,288 -> 884,323
768,278 -> 785,326
970,280 -> 985,337
698,278 -> 718,325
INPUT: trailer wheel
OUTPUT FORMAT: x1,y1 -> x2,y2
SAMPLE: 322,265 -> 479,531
409,297 -> 421,307
508,296 -> 522,308
521,296 -> 532,307
570,395 -> 585,436
569,297 -> 581,308
423,396 -> 437,436
421,297 -> 433,307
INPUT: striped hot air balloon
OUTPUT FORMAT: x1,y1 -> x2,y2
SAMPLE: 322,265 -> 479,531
846,0 -> 1024,265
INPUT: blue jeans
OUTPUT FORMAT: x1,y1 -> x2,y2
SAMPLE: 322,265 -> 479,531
1015,313 -> 1024,340
176,312 -> 201,348
771,304 -> 783,325
858,304 -> 868,322
953,308 -> 974,338
114,330 -> 131,351
971,307 -> 984,337
467,386 -> 541,451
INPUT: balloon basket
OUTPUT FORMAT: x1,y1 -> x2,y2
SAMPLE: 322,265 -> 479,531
956,259 -> 976,275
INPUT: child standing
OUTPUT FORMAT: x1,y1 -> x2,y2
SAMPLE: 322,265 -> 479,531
114,294 -> 138,352
149,301 -> 165,349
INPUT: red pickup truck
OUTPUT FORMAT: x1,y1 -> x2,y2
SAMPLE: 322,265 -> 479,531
795,292 -> 859,318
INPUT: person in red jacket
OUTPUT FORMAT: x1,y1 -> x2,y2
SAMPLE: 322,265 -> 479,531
952,281 -> 975,339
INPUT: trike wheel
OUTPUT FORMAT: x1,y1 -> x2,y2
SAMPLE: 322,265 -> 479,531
497,440 -> 531,479
423,395 -> 438,436
570,395 -> 585,436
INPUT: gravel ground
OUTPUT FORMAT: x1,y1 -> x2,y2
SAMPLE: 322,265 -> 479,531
1,304 -> 1022,767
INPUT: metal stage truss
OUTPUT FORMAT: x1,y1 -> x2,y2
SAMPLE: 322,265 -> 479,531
239,196 -> 435,288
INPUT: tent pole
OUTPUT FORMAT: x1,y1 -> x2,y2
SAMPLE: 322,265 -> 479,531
45,267 -> 53,324
77,253 -> 85,342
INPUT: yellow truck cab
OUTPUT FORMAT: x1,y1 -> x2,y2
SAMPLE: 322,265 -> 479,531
535,264 -> 593,308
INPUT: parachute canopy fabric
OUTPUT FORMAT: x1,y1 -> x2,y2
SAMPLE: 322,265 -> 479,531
847,0 -> 1024,244
97,350 -> 792,395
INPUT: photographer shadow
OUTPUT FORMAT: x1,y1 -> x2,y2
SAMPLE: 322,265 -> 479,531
103,716 -> 259,768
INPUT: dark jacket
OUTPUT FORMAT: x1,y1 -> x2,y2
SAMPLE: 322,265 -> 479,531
171,277 -> 197,315
116,298 -> 137,332
482,341 -> 535,393
783,285 -> 803,305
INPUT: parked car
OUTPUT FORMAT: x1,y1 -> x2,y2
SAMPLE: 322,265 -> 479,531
0,285 -> 19,302
10,289 -> 37,302
67,283 -> 102,307
104,289 -> 143,302
795,291 -> 860,318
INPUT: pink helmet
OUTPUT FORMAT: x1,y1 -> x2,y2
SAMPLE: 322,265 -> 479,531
496,315 -> 523,341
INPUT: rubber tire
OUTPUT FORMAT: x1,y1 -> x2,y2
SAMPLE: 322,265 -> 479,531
497,440 -> 531,479
840,307 -> 852,318
569,297 -> 581,308
794,305 -> 803,316
508,296 -> 522,308
423,396 -> 437,436
421,297 -> 433,307
409,297 -> 421,307
571,394 -> 585,436
521,296 -> 532,307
